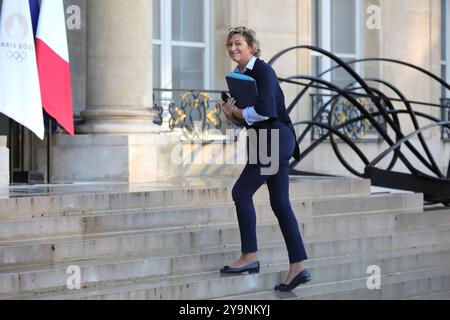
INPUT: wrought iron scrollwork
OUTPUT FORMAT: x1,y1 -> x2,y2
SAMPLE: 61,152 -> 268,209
169,91 -> 222,139
311,94 -> 386,141
269,45 -> 450,205
153,90 -> 223,140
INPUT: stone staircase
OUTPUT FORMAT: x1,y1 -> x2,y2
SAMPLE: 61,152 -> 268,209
0,177 -> 449,300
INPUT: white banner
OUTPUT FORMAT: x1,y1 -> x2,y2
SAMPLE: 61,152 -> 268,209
0,0 -> 44,139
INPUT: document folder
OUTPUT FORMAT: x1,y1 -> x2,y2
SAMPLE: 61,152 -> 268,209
225,72 -> 258,109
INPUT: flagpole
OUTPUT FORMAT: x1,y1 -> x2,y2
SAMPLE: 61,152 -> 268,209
47,118 -> 52,184
20,125 -> 25,173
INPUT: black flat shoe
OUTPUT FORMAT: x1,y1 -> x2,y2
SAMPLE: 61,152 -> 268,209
220,261 -> 260,274
274,269 -> 311,292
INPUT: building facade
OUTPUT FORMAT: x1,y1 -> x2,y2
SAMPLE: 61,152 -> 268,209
0,0 -> 449,184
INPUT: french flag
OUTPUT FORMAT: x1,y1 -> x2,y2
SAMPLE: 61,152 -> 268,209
33,0 -> 74,136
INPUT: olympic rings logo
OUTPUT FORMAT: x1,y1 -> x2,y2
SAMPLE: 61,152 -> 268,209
6,51 -> 27,62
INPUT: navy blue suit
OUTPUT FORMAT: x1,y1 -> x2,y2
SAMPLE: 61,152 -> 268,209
232,58 -> 308,264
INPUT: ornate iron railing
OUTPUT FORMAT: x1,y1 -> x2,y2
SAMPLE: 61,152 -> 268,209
153,89 -> 227,140
268,45 -> 450,205
310,93 -> 387,142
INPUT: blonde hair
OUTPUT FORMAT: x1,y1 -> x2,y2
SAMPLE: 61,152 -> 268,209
226,26 -> 261,57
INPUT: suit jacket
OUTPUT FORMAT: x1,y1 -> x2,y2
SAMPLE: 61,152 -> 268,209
243,58 -> 301,162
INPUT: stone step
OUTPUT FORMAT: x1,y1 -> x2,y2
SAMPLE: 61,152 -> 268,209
0,177 -> 371,220
2,206 -> 446,295
303,274 -> 450,300
303,207 -> 448,237
395,208 -> 450,229
215,266 -> 450,300
1,216 -> 450,271
4,242 -> 284,297
11,255 -> 450,300
1,237 -> 450,299
0,192 -> 423,241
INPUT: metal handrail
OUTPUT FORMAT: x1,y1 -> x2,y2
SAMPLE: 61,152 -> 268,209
268,45 -> 450,205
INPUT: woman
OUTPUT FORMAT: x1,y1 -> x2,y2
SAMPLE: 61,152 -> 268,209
219,26 -> 311,292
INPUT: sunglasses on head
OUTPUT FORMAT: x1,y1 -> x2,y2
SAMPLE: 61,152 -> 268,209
228,26 -> 255,35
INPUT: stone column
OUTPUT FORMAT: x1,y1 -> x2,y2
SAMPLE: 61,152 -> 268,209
78,0 -> 160,134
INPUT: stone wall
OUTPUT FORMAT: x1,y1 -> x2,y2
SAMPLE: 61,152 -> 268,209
377,0 -> 449,176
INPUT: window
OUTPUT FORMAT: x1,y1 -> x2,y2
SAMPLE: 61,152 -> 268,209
152,0 -> 212,90
153,0 -> 162,89
312,0 -> 363,89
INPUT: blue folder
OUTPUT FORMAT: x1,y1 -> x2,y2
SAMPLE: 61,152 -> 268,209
225,72 -> 259,109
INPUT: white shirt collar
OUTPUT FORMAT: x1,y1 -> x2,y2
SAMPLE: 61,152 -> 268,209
233,55 -> 257,73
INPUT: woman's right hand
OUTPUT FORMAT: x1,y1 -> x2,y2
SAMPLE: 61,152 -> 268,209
222,97 -> 236,121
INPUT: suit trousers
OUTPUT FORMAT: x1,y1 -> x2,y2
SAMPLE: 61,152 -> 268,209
232,121 -> 308,264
